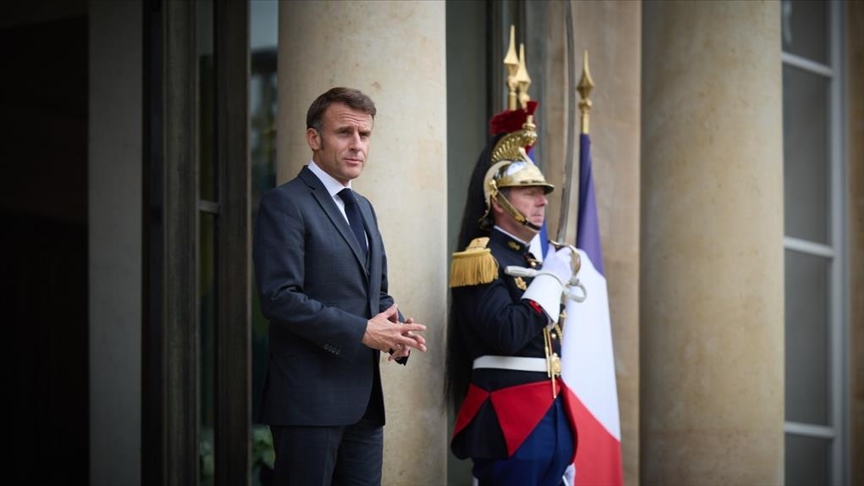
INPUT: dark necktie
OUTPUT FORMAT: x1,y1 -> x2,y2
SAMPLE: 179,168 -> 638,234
338,188 -> 368,258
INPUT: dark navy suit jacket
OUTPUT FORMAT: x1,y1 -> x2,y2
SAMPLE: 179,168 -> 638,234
253,165 -> 395,427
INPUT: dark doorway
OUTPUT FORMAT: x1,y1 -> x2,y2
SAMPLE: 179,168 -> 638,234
1,6 -> 90,484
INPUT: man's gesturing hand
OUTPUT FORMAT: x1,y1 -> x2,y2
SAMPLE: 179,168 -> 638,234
389,315 -> 423,361
361,304 -> 427,355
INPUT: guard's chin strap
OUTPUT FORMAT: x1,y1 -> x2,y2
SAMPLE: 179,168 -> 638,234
523,220 -> 543,231
495,193 -> 542,231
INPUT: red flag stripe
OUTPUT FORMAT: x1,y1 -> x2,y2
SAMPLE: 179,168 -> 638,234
567,388 -> 624,486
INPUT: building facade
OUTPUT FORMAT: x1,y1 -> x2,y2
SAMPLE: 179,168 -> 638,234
3,1 -> 862,485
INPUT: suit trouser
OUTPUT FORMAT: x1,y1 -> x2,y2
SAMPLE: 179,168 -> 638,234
270,417 -> 383,486
472,398 -> 574,486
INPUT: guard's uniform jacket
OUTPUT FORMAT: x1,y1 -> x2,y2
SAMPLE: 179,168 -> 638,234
450,228 -> 577,462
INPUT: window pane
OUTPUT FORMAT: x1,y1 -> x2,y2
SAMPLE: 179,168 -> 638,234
199,0 -> 216,203
784,250 -> 830,425
198,2 -> 217,483
781,0 -> 827,64
200,211 -> 217,485
783,65 -> 829,244
785,434 -> 831,486
250,1 -> 278,482
250,1 -> 278,420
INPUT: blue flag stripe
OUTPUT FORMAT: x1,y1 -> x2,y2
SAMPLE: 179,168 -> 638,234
576,133 -> 605,276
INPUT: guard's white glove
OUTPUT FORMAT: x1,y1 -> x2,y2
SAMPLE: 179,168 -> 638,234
541,247 -> 574,285
521,247 -> 574,324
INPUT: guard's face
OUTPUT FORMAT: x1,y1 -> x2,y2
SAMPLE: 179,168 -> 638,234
307,102 -> 373,185
506,185 -> 548,228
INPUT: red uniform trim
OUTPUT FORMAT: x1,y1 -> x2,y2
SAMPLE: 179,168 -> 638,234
452,384 -> 488,438
453,378 -> 577,458
527,299 -> 544,315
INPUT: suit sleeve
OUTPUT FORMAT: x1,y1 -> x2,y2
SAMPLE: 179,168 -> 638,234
253,188 -> 367,360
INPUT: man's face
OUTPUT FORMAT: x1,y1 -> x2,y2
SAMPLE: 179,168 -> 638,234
307,102 -> 374,185
506,186 -> 548,228
493,185 -> 548,240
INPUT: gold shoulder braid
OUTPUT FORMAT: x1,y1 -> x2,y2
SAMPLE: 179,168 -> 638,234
449,237 -> 499,288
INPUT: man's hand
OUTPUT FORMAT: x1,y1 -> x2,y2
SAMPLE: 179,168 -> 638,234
384,305 -> 421,360
388,316 -> 423,362
361,304 -> 427,356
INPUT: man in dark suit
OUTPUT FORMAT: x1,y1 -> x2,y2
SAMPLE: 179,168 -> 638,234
253,87 -> 427,486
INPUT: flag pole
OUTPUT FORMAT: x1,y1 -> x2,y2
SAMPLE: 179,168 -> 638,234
504,25 -> 519,111
575,51 -> 595,249
556,50 -> 594,240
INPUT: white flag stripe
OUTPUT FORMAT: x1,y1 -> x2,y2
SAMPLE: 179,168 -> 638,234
562,249 -> 621,440
529,234 -> 545,264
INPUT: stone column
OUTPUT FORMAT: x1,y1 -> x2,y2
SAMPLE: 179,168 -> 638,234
641,2 -> 784,485
277,2 -> 448,483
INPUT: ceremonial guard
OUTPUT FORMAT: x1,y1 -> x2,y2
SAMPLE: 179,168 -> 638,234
446,36 -> 581,483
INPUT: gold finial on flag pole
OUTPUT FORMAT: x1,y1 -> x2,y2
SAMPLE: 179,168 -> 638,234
515,43 -> 532,110
577,50 -> 595,135
504,25 -> 519,111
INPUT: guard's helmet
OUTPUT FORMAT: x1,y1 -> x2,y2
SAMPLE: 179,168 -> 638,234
479,118 -> 554,231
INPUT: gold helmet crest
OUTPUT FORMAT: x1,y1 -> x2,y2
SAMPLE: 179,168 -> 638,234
479,124 -> 554,231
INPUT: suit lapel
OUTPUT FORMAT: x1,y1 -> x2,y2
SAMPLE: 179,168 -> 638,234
300,167 -> 369,269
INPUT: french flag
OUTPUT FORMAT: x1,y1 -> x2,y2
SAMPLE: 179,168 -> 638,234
561,133 -> 623,486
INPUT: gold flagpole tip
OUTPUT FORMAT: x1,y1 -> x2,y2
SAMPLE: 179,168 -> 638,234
515,43 -> 532,109
504,25 -> 519,111
577,50 -> 594,134
504,25 -> 519,69
577,50 -> 594,100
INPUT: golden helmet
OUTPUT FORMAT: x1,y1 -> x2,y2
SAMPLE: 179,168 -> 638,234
480,145 -> 554,231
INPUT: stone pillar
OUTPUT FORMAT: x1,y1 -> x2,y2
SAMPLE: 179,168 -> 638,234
277,2 -> 448,484
641,2 -> 784,485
